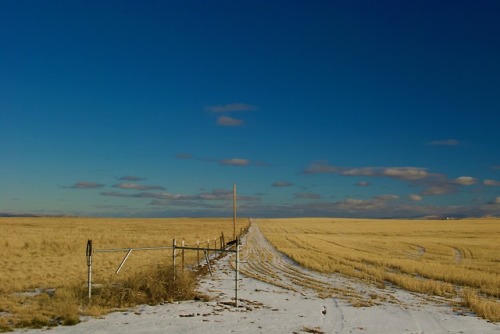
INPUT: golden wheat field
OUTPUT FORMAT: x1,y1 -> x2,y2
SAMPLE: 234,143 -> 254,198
0,217 -> 249,330
257,217 -> 500,321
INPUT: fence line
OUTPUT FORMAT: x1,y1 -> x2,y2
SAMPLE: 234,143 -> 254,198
86,231 -> 245,306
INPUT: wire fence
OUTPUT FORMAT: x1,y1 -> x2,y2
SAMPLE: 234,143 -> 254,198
85,228 -> 248,306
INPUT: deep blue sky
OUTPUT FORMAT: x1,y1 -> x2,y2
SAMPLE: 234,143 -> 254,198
1,0 -> 499,217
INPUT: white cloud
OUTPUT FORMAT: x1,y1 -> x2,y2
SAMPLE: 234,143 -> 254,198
483,179 -> 500,186
382,167 -> 430,181
304,162 -> 431,181
454,176 -> 477,186
217,116 -> 244,126
303,161 -> 481,197
409,194 -> 423,202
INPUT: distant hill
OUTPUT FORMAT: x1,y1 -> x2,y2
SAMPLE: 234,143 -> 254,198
0,212 -> 40,217
0,212 -> 70,218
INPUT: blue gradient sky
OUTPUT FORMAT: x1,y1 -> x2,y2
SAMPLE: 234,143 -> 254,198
1,1 -> 499,217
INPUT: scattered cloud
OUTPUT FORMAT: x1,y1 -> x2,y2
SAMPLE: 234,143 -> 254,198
356,181 -> 370,187
409,194 -> 423,201
484,179 -> 500,186
112,183 -> 165,191
294,192 -> 322,200
198,157 -> 269,167
421,184 -> 456,195
206,103 -> 257,113
198,189 -> 234,200
101,191 -> 187,200
382,168 -> 431,180
101,189 -> 259,201
206,103 -> 256,127
101,188 -> 260,209
272,181 -> 294,187
304,162 -> 433,181
217,116 -> 244,126
96,186 -> 500,218
175,153 -> 193,160
119,175 -> 146,181
303,161 -> 482,197
220,158 -> 250,166
65,181 -> 105,189
453,176 -> 477,186
428,139 -> 460,146
237,194 -> 500,218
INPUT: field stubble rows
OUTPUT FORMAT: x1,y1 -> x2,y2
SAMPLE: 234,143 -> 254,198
0,217 -> 249,331
247,218 -> 500,322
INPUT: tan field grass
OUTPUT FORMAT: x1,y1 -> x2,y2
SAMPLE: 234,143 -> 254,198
257,218 -> 500,322
0,217 -> 248,331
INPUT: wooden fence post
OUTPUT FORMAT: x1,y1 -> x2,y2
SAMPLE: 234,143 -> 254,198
181,239 -> 185,272
204,249 -> 213,276
196,240 -> 200,267
86,240 -> 93,300
172,238 -> 177,280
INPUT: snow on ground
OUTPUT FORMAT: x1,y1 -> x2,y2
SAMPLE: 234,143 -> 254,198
16,224 -> 500,334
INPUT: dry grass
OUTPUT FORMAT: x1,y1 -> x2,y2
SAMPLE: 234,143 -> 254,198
0,217 -> 248,331
462,288 -> 500,322
257,218 -> 500,322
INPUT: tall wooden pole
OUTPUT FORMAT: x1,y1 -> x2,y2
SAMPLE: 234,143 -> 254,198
233,183 -> 237,240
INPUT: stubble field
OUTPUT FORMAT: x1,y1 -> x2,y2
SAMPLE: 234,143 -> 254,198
0,217 -> 248,331
256,218 -> 500,322
1,216 -> 499,331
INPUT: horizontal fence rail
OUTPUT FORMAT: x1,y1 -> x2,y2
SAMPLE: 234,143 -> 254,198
94,246 -> 174,253
86,234 -> 243,306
